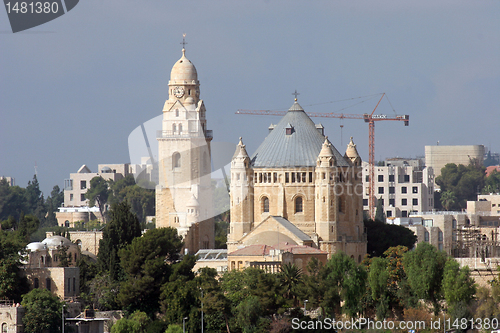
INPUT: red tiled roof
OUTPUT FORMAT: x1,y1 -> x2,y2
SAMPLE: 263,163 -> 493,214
486,166 -> 500,177
229,244 -> 275,256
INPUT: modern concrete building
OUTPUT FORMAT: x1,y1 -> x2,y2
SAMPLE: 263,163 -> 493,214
227,100 -> 367,262
362,158 -> 435,218
425,144 -> 485,179
155,46 -> 214,254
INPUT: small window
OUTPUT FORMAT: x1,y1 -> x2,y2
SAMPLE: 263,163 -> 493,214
262,197 -> 269,213
81,193 -> 86,201
404,175 -> 410,182
172,124 -> 177,132
80,180 -> 86,189
179,124 -> 183,134
365,175 -> 369,182
68,278 -> 71,292
378,175 -> 384,182
389,187 -> 395,194
389,198 -> 395,206
386,210 -> 392,217
2,323 -> 7,333
401,187 -> 407,194
70,194 -> 74,201
412,186 -> 418,193
73,278 -> 76,294
401,199 -> 407,206
295,196 -> 303,213
175,109 -> 179,117
413,198 -> 418,206
65,220 -> 70,228
363,199 -> 368,206
424,231 -> 429,242
438,231 -> 443,242
378,187 -> 384,194
389,175 -> 395,182
34,278 -> 39,289
402,210 -> 408,217
46,278 -> 51,291
438,243 -> 443,251
173,152 -> 181,168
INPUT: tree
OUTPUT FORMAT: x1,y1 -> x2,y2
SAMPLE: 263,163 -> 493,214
118,228 -> 183,316
323,252 -> 367,317
97,201 -> 141,280
279,263 -> 302,305
55,245 -> 72,267
22,288 -> 62,333
44,185 -> 64,227
403,242 -> 447,315
86,176 -> 110,223
368,257 -> 390,319
435,163 -> 485,210
375,196 -> 386,223
111,311 -> 151,333
442,259 -> 476,319
25,175 -> 46,222
364,220 -> 417,257
197,267 -> 231,333
440,190 -> 457,211
483,169 -> 500,194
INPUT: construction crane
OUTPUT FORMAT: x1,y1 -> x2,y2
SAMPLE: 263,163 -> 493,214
235,93 -> 409,219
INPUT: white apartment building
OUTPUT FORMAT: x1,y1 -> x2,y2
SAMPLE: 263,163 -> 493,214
362,158 -> 435,218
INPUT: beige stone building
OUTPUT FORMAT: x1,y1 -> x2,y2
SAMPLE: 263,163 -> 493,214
227,100 -> 367,262
227,244 -> 328,273
0,301 -> 24,333
23,235 -> 81,300
362,158 -> 435,218
155,47 -> 214,254
425,144 -> 485,180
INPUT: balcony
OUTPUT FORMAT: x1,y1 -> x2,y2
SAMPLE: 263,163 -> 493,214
157,129 -> 213,139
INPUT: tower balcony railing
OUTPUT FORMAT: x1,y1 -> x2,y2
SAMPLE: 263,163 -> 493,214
157,130 -> 213,139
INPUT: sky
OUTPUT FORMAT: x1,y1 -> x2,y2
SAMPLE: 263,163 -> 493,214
1,0 -> 499,196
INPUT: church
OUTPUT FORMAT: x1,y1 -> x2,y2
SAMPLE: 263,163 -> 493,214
227,100 -> 367,262
155,46 -> 214,254
155,43 -> 366,261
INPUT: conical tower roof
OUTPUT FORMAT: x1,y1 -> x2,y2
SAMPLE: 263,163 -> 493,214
251,101 -> 350,168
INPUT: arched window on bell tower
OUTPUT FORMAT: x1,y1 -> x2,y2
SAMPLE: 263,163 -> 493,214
262,197 -> 269,213
179,124 -> 183,134
295,196 -> 303,213
173,152 -> 181,169
172,124 -> 176,134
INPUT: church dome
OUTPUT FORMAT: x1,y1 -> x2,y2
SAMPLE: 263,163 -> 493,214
27,242 -> 47,252
42,235 -> 73,248
170,49 -> 198,83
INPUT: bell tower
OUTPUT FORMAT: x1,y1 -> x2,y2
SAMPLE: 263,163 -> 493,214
156,42 -> 214,253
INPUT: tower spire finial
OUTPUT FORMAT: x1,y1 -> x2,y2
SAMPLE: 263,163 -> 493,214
292,89 -> 300,101
181,33 -> 187,54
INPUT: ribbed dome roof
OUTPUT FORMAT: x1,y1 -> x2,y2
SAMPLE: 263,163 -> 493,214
251,101 -> 350,168
42,235 -> 73,248
170,49 -> 198,82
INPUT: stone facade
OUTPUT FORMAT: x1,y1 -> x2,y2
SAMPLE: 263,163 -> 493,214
23,267 -> 80,300
46,230 -> 103,256
228,101 -> 367,261
155,47 -> 214,254
0,301 -> 24,333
